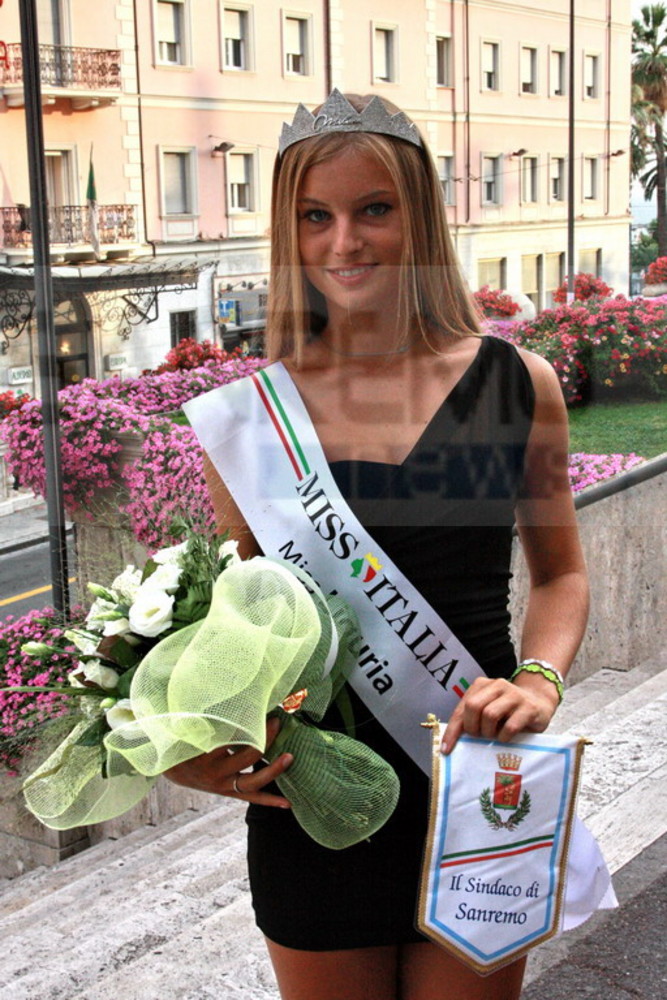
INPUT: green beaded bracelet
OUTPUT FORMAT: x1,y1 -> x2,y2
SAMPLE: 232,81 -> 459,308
510,659 -> 565,703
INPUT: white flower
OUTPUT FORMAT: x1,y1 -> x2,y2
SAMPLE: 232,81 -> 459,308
87,582 -> 117,602
103,617 -> 131,637
142,562 -> 182,594
111,565 -> 143,603
219,538 -> 241,565
86,597 -> 123,627
105,698 -> 136,730
128,588 -> 174,637
64,629 -> 100,656
152,541 -> 188,565
81,659 -> 120,690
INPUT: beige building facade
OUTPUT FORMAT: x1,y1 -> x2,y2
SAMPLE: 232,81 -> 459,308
0,0 -> 631,388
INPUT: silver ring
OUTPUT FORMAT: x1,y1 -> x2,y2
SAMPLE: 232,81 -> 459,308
232,775 -> 242,795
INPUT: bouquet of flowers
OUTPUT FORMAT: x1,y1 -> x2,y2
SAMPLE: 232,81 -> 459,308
7,530 -> 400,850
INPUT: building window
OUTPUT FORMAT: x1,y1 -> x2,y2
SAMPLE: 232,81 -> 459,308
545,251 -> 565,306
163,150 -> 196,215
228,152 -> 254,211
284,15 -> 309,75
374,25 -> 397,83
436,36 -> 452,87
522,254 -> 542,309
583,156 -> 598,200
550,156 -> 565,201
437,156 -> 455,205
157,0 -> 187,65
579,248 -> 601,276
223,6 -> 250,70
170,310 -> 197,347
584,54 -> 599,99
521,156 -> 538,202
550,49 -> 566,96
520,45 -> 537,94
477,258 -> 506,290
482,41 -> 499,91
482,155 -> 501,204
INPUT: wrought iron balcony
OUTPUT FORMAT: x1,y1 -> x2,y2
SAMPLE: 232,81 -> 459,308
0,44 -> 121,106
1,205 -> 138,250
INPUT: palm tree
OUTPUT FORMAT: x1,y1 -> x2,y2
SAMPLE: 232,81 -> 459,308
633,5 -> 667,255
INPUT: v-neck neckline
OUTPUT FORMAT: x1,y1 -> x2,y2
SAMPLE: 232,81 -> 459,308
325,336 -> 488,469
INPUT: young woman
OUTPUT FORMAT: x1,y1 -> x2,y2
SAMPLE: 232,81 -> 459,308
169,93 -> 589,1000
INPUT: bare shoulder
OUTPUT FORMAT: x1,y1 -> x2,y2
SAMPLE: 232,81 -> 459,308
515,346 -> 567,417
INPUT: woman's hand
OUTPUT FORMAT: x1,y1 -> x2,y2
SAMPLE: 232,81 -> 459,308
441,673 -> 560,755
164,716 -> 293,808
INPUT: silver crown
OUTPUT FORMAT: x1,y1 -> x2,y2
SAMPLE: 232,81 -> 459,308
278,89 -> 423,155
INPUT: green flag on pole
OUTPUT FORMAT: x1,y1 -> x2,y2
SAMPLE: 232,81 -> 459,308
86,145 -> 100,257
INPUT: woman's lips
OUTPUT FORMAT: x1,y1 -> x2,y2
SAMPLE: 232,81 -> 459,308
326,264 -> 377,283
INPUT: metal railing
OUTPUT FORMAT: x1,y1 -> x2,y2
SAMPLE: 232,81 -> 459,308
1,204 -> 137,248
0,44 -> 121,91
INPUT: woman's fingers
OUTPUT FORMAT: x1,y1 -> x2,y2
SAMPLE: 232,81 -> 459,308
164,719 -> 293,808
441,678 -> 557,754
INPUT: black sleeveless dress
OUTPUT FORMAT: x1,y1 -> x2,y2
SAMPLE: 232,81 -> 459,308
246,337 -> 536,950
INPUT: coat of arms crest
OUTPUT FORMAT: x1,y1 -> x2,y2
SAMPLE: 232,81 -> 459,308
480,752 -> 531,830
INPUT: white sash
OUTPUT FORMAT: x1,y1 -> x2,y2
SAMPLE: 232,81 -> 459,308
184,362 -> 617,926
184,362 -> 486,775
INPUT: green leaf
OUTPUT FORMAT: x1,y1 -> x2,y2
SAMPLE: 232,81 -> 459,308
96,634 -> 142,670
115,664 -> 140,698
75,717 -> 109,747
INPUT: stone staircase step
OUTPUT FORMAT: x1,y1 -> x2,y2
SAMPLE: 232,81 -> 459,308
551,664 -> 667,739
0,657 -> 664,1000
555,647 -> 667,732
0,797 -> 241,917
0,803 -> 246,940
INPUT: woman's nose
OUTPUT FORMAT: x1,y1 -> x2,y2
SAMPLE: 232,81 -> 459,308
332,217 -> 363,256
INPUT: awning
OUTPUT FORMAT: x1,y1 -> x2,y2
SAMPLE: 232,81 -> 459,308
0,256 -> 218,346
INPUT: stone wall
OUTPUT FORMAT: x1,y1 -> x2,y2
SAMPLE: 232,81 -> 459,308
509,461 -> 667,681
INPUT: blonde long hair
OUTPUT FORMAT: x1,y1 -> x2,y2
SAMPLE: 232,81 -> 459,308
265,94 -> 482,363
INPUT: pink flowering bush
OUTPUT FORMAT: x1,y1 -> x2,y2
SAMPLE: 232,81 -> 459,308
568,453 -> 645,492
509,296 -> 667,404
0,358 -> 266,515
122,423 -> 215,550
0,608 -> 81,770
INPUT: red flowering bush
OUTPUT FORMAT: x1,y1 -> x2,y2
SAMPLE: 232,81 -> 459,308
552,273 -> 613,304
644,257 -> 667,286
0,607 -> 81,770
151,338 -> 242,374
0,390 -> 30,420
510,296 -> 667,404
473,286 -> 521,318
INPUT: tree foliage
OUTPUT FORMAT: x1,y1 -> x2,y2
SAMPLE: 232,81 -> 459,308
633,5 -> 667,255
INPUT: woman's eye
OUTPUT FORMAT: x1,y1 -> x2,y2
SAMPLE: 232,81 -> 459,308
303,208 -> 329,223
365,202 -> 391,217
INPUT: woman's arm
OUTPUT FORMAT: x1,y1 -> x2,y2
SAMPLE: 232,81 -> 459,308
164,452 -> 293,806
442,351 -> 588,752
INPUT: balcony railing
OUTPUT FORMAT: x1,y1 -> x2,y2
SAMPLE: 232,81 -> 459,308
0,44 -> 121,92
1,205 -> 138,249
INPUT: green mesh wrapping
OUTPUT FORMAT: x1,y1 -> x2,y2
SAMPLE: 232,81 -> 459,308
22,557 -> 400,848
267,714 -> 401,849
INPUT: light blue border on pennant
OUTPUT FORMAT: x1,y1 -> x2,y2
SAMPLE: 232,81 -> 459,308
428,735 -> 573,962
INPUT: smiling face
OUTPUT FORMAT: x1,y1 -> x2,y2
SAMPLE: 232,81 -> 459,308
296,147 -> 404,322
